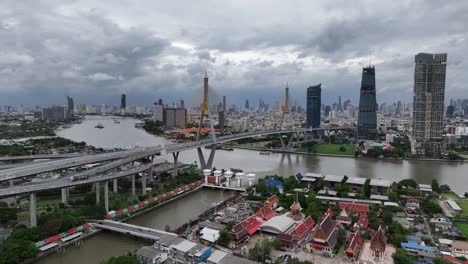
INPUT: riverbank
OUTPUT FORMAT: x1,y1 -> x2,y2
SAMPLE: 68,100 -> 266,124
228,145 -> 467,163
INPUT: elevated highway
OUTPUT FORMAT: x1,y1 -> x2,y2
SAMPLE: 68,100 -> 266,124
0,126 -> 352,183
0,153 -> 83,162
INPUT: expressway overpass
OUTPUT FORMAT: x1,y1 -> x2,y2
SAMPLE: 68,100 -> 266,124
0,126 -> 352,183
0,153 -> 83,162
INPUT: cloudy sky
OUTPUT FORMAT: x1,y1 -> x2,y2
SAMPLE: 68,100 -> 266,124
0,0 -> 467,107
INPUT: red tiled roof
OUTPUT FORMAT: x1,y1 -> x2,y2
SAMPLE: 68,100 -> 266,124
357,212 -> 369,229
265,195 -> 279,208
257,205 -> 277,220
230,215 -> 264,240
442,256 -> 468,264
339,202 -> 369,213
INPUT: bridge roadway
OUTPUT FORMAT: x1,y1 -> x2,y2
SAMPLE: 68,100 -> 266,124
91,220 -> 177,240
0,162 -> 153,197
0,153 -> 83,162
0,126 -> 352,182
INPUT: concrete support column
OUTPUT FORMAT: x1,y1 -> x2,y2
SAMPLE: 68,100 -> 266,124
197,148 -> 207,170
61,188 -> 68,205
142,172 -> 147,195
95,182 -> 100,205
173,152 -> 179,176
131,175 -> 136,196
206,149 -> 216,169
113,179 -> 118,193
30,193 -> 37,227
104,181 -> 109,213
148,156 -> 154,183
9,180 -> 14,187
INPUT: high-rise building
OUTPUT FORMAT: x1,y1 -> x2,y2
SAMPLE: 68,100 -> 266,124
180,100 -> 185,109
42,106 -> 66,121
163,108 -> 187,128
120,94 -> 126,115
218,111 -> 225,133
412,53 -> 447,156
357,66 -> 378,139
446,105 -> 455,119
245,99 -> 249,110
306,84 -> 321,128
338,96 -> 342,112
66,96 -> 74,119
153,104 -> 164,122
223,96 -> 226,112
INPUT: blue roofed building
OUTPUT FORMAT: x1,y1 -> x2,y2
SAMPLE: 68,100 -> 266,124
401,240 -> 437,259
265,178 -> 284,194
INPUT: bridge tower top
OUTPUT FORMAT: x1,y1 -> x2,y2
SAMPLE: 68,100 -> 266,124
283,82 -> 289,114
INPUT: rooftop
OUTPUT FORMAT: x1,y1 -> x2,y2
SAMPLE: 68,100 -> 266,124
346,177 -> 367,185
370,179 -> 392,187
401,240 -> 435,252
324,174 -> 344,183
260,214 -> 296,234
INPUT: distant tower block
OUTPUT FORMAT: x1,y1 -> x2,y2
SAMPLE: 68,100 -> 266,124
214,170 -> 222,185
203,169 -> 212,184
235,172 -> 244,187
224,170 -> 233,187
247,173 -> 256,187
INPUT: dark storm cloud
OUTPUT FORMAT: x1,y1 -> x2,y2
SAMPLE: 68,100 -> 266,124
0,0 -> 468,106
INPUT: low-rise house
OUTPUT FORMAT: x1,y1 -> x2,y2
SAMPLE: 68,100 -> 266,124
418,184 -> 433,195
400,240 -> 437,259
369,179 -> 392,195
430,216 -> 453,231
346,177 -> 367,193
452,241 -> 468,259
136,246 -> 168,264
393,217 -> 413,229
443,226 -> 466,240
441,255 -> 468,264
406,198 -> 421,209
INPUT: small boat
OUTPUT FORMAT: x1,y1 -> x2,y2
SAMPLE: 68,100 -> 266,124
95,123 -> 104,129
113,120 -> 120,124
259,151 -> 271,155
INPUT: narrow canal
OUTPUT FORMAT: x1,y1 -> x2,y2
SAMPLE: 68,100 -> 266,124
37,189 -> 233,264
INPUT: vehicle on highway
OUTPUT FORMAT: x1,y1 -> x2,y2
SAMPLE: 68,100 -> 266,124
69,174 -> 89,182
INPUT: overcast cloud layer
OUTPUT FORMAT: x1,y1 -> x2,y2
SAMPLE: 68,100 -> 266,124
0,0 -> 467,107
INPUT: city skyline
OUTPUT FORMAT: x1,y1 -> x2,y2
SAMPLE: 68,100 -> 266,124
0,1 -> 467,106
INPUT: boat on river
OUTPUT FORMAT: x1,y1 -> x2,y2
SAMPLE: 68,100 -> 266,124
95,123 -> 104,129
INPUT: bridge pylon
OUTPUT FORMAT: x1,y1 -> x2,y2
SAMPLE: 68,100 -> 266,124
196,72 -> 217,170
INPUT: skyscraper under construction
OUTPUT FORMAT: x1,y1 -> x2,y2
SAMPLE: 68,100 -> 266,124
412,53 -> 447,157
357,66 -> 378,139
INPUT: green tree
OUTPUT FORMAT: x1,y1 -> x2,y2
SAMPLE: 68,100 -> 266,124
383,211 -> 393,225
392,248 -> 413,264
249,240 -> 272,262
398,179 -> 417,188
0,207 -> 17,224
431,180 -> 441,193
217,230 -> 232,248
0,239 -> 39,264
271,239 -> 283,250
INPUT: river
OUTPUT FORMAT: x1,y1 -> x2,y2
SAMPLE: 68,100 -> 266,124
58,115 -> 468,193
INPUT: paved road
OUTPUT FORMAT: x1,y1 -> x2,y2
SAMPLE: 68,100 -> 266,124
0,153 -> 83,161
